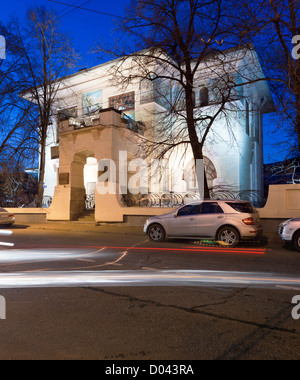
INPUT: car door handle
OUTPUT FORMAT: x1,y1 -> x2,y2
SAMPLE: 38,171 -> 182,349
189,218 -> 195,221
218,216 -> 224,219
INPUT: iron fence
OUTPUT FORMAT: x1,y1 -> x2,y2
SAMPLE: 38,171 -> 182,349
85,195 -> 95,210
121,188 -> 266,208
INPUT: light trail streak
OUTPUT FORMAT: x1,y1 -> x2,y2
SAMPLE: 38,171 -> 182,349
15,245 -> 267,256
0,270 -> 298,289
0,248 -> 103,264
0,242 -> 14,247
0,230 -> 14,248
0,230 -> 13,236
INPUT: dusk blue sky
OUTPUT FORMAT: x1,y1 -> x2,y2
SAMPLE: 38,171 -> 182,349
1,0 -> 130,68
1,0 -> 288,164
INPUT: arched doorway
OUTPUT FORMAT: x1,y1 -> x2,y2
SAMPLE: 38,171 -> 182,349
204,156 -> 218,189
84,157 -> 98,210
184,156 -> 217,191
70,150 -> 95,220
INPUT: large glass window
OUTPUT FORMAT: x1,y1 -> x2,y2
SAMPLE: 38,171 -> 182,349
140,78 -> 171,109
245,101 -> 250,136
194,87 -> 209,108
173,86 -> 186,111
209,73 -> 244,104
153,78 -> 171,109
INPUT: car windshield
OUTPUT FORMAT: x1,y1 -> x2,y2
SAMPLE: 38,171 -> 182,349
226,202 -> 255,213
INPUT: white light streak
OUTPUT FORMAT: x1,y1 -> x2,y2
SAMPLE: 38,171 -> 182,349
0,230 -> 14,247
0,230 -> 13,236
0,242 -> 14,247
0,249 -> 104,263
0,270 -> 299,289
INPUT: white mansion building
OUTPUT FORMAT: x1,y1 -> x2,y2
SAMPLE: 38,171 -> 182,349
36,47 -> 275,222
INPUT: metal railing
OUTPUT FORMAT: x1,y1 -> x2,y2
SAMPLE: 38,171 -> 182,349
0,196 -> 53,209
85,195 -> 95,210
121,188 -> 266,208
121,192 -> 201,208
210,187 -> 267,208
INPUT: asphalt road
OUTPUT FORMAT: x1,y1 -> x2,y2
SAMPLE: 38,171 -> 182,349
0,224 -> 299,360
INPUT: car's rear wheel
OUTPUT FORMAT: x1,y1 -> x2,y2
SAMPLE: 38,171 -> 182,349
217,226 -> 240,247
293,230 -> 300,252
148,224 -> 166,242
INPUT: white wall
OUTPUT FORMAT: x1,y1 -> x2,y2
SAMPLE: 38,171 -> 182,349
43,49 -> 273,200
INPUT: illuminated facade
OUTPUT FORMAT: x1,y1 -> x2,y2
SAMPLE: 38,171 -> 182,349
41,48 -> 274,220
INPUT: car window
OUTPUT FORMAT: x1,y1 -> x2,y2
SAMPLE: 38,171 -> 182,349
0,208 -> 7,212
200,202 -> 224,214
226,202 -> 254,213
177,204 -> 200,216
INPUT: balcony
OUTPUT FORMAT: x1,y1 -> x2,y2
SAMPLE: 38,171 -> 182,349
59,108 -> 145,135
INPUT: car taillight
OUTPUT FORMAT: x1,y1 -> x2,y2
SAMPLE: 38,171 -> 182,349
9,214 -> 14,218
243,217 -> 254,225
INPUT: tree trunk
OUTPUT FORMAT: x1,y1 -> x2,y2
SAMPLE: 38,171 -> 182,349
37,123 -> 47,207
185,78 -> 210,199
187,102 -> 210,199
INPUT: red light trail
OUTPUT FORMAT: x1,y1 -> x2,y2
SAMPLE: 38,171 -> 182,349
14,244 -> 266,256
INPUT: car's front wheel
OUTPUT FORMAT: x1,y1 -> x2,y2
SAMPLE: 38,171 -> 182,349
293,230 -> 300,252
217,226 -> 240,247
148,224 -> 166,242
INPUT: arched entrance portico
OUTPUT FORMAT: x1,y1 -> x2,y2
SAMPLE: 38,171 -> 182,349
46,108 -> 142,222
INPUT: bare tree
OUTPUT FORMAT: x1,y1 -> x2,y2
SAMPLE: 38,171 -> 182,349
0,6 -> 78,206
265,157 -> 300,185
97,0 -> 258,198
234,0 -> 300,158
0,22 -> 37,166
0,160 -> 38,207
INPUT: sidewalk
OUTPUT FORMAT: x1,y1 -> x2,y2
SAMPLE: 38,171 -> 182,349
22,221 -> 145,236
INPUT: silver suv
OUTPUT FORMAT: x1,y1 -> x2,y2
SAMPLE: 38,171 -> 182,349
278,219 -> 300,252
144,200 -> 262,247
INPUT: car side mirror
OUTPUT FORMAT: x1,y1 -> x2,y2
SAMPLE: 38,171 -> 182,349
174,212 -> 178,218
